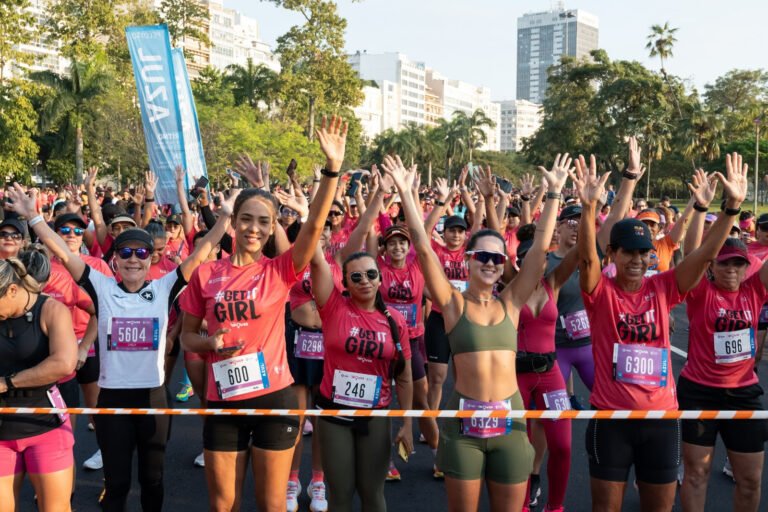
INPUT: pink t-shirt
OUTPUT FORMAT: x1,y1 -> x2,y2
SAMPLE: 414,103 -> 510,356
179,250 -> 303,401
747,241 -> 768,261
503,227 -> 519,268
289,254 -> 343,311
165,237 -> 190,262
379,256 -> 425,339
581,270 -> 685,410
430,239 -> 468,314
680,274 -> 766,388
327,227 -> 352,255
148,256 -> 178,281
317,287 -> 410,408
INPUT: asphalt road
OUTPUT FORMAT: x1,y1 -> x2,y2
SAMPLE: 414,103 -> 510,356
18,303 -> 768,511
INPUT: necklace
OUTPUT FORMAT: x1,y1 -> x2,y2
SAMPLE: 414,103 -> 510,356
465,290 -> 492,303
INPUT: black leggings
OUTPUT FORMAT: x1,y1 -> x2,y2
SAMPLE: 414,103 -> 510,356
94,386 -> 169,512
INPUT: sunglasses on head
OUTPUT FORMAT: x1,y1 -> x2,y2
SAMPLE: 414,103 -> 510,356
117,247 -> 151,260
0,231 -> 22,241
58,226 -> 84,236
466,250 -> 507,265
349,269 -> 379,283
328,211 -> 343,217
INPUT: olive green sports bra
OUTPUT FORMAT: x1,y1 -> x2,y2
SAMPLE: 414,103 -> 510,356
447,297 -> 518,354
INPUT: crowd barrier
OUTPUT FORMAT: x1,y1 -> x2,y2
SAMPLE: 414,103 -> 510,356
1,407 -> 766,420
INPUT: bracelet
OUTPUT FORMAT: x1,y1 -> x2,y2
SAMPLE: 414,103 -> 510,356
460,187 -> 468,191
436,201 -> 446,206
546,192 -> 563,200
720,200 -> 741,216
622,171 -> 638,180
320,168 -> 339,178
312,179 -> 321,183
692,202 -> 708,213
27,215 -> 44,228
5,372 -> 17,391
520,195 -> 530,201
144,197 -> 155,203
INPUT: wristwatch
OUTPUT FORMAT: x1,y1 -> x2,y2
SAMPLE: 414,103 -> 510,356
4,373 -> 17,391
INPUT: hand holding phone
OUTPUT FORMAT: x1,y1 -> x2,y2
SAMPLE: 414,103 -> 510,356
189,176 -> 209,198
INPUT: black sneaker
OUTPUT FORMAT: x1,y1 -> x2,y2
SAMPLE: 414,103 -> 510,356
569,394 -> 586,411
529,474 -> 541,507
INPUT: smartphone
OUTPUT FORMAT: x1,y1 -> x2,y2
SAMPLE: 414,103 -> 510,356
345,172 -> 363,197
189,175 -> 209,198
226,168 -> 241,180
397,441 -> 409,462
286,159 -> 297,178
499,179 -> 514,194
218,342 -> 245,353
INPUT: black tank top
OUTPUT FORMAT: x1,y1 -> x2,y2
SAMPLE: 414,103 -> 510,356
0,295 -> 62,440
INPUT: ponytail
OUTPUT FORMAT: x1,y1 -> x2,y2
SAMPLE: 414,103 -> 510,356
0,257 -> 43,296
375,289 -> 405,378
19,245 -> 51,292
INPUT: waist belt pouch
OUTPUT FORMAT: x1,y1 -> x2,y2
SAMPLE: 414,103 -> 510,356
516,351 -> 556,374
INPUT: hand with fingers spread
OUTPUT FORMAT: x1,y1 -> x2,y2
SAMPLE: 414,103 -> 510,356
65,193 -> 83,214
217,189 -> 240,218
626,136 -> 642,177
717,152 -> 748,208
369,167 -> 381,192
569,154 -> 611,205
378,167 -> 395,193
410,166 -> 420,193
273,189 -> 309,218
458,165 -> 469,188
173,165 -> 186,185
687,169 -> 717,208
313,163 -> 322,181
380,155 -> 412,192
260,161 -> 271,189
315,115 -> 349,171
520,173 -> 534,196
434,177 -> 450,202
538,153 -> 573,193
234,154 -> 264,188
131,185 -> 146,205
6,183 -> 40,219
472,165 -> 496,198
84,166 -> 99,192
145,170 -> 158,199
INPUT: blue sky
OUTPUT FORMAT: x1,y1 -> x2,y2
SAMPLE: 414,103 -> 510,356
227,0 -> 768,101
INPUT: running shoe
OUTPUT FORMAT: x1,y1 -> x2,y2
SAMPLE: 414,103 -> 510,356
386,461 -> 401,481
569,394 -> 586,411
433,464 -> 444,480
303,418 -> 314,436
87,422 -> 95,431
193,452 -> 205,467
286,480 -> 301,512
308,480 -> 328,512
83,449 -> 103,470
175,383 -> 194,402
545,506 -> 565,512
529,474 -> 541,507
723,457 -> 735,482
419,433 -> 427,443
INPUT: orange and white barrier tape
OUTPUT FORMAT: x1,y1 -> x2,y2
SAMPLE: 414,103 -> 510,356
0,407 -> 767,419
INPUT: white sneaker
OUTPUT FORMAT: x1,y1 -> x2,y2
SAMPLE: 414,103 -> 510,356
286,480 -> 301,512
309,480 -> 328,512
83,449 -> 103,470
87,422 -> 95,431
723,457 -> 735,482
193,452 -> 205,467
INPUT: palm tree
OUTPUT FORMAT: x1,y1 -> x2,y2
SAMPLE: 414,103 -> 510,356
641,112 -> 673,198
452,108 -> 497,161
436,117 -> 466,181
646,23 -> 683,118
29,58 -> 112,184
681,103 -> 725,166
223,58 -> 278,110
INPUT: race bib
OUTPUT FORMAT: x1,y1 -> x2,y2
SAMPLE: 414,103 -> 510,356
450,279 -> 468,292
212,352 -> 270,400
543,389 -> 571,412
561,310 -> 590,340
713,328 -> 755,364
460,398 -> 513,438
760,304 -> 768,324
612,343 -> 668,387
295,330 -> 324,360
386,302 -> 417,327
47,385 -> 69,424
332,370 -> 382,408
107,317 -> 159,351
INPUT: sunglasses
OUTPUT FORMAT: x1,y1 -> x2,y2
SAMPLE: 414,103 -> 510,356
58,226 -> 84,236
281,208 -> 298,216
349,269 -> 379,283
0,231 -> 22,241
466,250 -> 507,265
328,211 -> 343,217
117,247 -> 151,260
561,219 -> 579,229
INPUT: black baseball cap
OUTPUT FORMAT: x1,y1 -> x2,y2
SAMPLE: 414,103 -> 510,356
558,204 -> 582,221
383,225 -> 410,244
0,218 -> 26,238
166,214 -> 182,226
506,206 -> 521,218
757,213 -> 768,226
113,228 -> 154,251
609,218 -> 654,251
444,215 -> 468,231
54,213 -> 87,231
516,239 -> 534,259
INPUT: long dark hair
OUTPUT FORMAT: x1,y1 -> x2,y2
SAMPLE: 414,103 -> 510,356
342,251 -> 405,377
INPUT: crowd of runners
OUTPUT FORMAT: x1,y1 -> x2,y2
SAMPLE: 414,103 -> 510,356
1,116 -> 767,512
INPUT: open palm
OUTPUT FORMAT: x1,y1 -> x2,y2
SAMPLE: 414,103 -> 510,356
570,154 -> 611,204
716,152 -> 748,205
538,153 -> 572,192
687,169 -> 717,207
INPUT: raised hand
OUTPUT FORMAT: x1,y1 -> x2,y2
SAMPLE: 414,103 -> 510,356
65,192 -> 83,214
173,165 -> 186,184
313,163 -> 322,181
687,169 -> 717,207
260,161 -> 271,188
7,183 -> 39,219
626,136 -> 642,176
131,185 -> 146,205
520,173 -> 534,196
273,189 -> 309,218
145,170 -> 158,198
84,166 -> 99,191
315,115 -> 349,169
538,153 -> 573,192
378,167 -> 395,193
716,152 -> 748,207
459,165 -> 469,187
411,167 -> 420,193
234,153 -> 264,188
380,155 -> 410,191
472,165 -> 496,198
569,154 -> 611,205
434,177 -> 450,201
217,189 -> 241,217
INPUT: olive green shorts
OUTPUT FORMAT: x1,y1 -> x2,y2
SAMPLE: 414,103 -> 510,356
436,391 -> 534,484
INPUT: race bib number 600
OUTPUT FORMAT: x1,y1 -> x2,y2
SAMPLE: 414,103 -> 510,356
212,352 -> 270,400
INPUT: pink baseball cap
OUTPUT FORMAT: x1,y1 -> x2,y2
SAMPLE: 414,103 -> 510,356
715,238 -> 749,264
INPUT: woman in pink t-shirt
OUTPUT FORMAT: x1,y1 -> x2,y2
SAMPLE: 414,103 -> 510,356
678,201 -> 768,511
179,116 -> 348,512
573,156 -> 748,512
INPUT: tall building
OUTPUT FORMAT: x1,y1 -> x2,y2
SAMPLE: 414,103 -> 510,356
516,5 -> 598,104
3,0 -> 69,78
497,100 -> 542,152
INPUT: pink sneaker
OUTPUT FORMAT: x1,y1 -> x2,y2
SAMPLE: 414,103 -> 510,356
545,506 -> 565,512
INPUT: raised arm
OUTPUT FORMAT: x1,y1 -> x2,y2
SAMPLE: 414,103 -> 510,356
519,173 -> 535,225
7,184 -> 86,282
142,170 -> 158,228
547,246 -> 580,292
338,183 -> 387,262
502,154 -> 571,314
173,166 -> 195,235
424,178 -> 452,236
309,245 -> 334,308
474,165 -> 501,234
178,191 -> 237,282
528,179 -> 547,222
458,167 -> 475,216
291,115 -> 346,274
666,197 -> 695,246
675,153 -> 748,293
84,166 -> 108,247
682,170 -> 717,256
572,155 -> 612,294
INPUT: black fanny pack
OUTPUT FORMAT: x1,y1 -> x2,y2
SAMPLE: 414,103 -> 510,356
314,393 -> 374,435
516,351 -> 556,374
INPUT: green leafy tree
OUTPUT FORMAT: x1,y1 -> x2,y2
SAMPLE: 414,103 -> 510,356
268,0 -> 363,141
435,117 -> 467,181
0,0 -> 37,83
704,69 -> 768,140
29,58 -> 113,184
452,108 -> 497,161
0,81 -> 39,183
44,0 -> 117,60
192,66 -> 234,107
158,0 -> 211,47
224,59 -> 278,110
